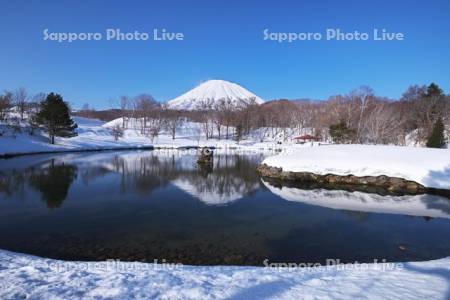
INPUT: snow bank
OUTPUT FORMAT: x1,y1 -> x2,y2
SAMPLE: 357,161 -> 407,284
1,249 -> 449,299
262,145 -> 450,190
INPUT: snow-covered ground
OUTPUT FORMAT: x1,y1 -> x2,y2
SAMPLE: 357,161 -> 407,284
0,117 -> 155,156
0,116 -> 314,157
262,145 -> 450,190
1,249 -> 449,300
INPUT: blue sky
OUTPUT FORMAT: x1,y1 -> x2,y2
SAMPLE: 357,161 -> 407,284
0,0 -> 449,108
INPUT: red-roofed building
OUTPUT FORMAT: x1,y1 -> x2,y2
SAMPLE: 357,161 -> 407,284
292,134 -> 319,143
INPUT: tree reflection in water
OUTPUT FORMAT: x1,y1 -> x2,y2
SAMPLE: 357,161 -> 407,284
0,151 -> 265,208
1,151 -> 450,265
96,151 -> 264,204
28,160 -> 77,209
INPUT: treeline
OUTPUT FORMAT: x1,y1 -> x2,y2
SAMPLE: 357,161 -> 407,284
0,88 -> 44,122
1,83 -> 449,147
0,90 -> 76,144
77,83 -> 448,147
261,83 -> 449,147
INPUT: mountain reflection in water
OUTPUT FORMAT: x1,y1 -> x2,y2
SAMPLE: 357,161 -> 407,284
0,150 -> 264,207
1,150 -> 450,265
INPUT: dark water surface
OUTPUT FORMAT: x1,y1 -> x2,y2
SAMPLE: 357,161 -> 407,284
1,150 -> 450,266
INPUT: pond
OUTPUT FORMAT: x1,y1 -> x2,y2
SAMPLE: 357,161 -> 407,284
1,150 -> 450,266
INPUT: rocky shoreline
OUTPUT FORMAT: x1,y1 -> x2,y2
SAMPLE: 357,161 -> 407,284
257,163 -> 448,196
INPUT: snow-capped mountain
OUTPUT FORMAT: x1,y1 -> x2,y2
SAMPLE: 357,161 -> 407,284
167,79 -> 264,110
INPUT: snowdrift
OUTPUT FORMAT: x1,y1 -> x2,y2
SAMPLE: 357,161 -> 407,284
1,249 -> 449,299
262,145 -> 450,190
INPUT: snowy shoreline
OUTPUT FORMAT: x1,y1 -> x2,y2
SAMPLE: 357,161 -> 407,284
2,118 -> 450,193
0,116 -> 298,158
261,145 -> 450,191
1,249 -> 450,299
0,145 -> 156,159
0,144 -> 286,159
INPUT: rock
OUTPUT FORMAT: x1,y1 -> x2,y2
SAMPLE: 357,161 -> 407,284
197,147 -> 213,164
257,163 -> 427,195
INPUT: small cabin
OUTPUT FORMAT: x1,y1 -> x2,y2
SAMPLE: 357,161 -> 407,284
292,134 -> 319,144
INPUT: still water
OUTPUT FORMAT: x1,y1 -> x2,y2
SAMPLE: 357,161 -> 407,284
1,150 -> 450,265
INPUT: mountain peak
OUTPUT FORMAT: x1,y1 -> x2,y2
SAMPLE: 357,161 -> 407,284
167,79 -> 264,110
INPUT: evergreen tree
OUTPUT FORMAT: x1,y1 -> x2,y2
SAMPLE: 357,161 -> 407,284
36,93 -> 77,144
329,120 -> 356,144
426,117 -> 446,148
426,83 -> 444,98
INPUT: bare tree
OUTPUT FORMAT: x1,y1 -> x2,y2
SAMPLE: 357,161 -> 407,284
133,94 -> 158,134
212,101 -> 224,140
349,86 -> 375,143
196,99 -> 215,140
217,98 -> 238,139
13,87 -> 28,121
363,100 -> 401,144
110,124 -> 124,141
77,103 -> 96,119
0,91 -> 12,121
163,108 -> 183,140
119,96 -> 130,129
27,92 -> 46,135
146,117 -> 163,142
